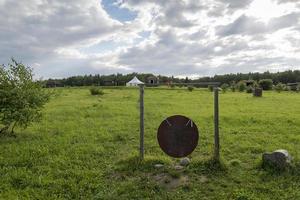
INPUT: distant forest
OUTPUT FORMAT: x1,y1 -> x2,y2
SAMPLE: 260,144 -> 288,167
44,70 -> 300,87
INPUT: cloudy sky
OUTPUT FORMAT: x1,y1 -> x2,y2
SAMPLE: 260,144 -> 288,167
0,0 -> 300,78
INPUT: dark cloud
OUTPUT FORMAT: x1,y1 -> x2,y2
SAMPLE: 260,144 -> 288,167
217,13 -> 299,36
216,15 -> 266,36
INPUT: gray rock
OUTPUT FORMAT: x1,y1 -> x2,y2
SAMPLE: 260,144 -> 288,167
154,164 -> 164,169
262,149 -> 292,170
180,157 -> 190,166
174,165 -> 184,170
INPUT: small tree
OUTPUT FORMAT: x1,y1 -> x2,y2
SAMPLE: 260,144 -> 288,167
259,79 -> 273,90
208,85 -> 213,92
274,83 -> 285,93
90,86 -> 104,95
0,59 -> 50,135
221,83 -> 229,93
246,86 -> 253,93
230,81 -> 236,92
237,81 -> 246,92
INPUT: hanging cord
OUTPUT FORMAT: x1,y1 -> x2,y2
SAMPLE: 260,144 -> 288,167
185,119 -> 193,127
165,118 -> 172,126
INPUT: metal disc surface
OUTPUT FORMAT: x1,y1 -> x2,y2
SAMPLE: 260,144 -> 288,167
157,115 -> 199,158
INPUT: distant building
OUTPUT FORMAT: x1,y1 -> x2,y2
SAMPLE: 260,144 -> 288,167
245,80 -> 255,87
147,76 -> 159,86
287,82 -> 300,91
103,80 -> 115,86
45,80 -> 64,88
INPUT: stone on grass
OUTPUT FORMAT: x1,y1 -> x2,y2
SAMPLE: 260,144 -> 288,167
154,164 -> 164,169
180,157 -> 190,166
174,165 -> 184,170
199,175 -> 208,183
262,149 -> 292,170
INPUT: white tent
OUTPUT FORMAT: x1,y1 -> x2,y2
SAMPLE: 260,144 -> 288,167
126,76 -> 144,87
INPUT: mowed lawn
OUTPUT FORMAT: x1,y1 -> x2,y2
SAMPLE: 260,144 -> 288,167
1,87 -> 300,199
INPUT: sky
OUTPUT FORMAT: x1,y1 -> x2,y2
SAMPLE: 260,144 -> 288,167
0,0 -> 300,79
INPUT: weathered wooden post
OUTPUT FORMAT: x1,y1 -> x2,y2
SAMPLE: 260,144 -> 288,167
139,84 -> 145,160
214,87 -> 220,161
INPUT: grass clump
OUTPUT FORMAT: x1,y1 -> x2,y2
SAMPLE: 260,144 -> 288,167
187,86 -> 194,92
228,159 -> 242,167
90,86 -> 104,96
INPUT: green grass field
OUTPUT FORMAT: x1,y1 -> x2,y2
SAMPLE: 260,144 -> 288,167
1,87 -> 300,199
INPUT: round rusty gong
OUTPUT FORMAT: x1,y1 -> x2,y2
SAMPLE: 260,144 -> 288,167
157,115 -> 199,158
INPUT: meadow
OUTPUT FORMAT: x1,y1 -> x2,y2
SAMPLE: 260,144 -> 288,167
1,87 -> 300,199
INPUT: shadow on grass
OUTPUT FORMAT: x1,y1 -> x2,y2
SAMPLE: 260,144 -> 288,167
257,160 -> 300,178
113,155 -> 228,177
0,130 -> 45,145
113,155 -> 171,174
189,157 -> 227,175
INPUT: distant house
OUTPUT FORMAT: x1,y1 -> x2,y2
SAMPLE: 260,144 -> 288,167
245,80 -> 255,87
287,82 -> 300,91
103,80 -> 115,86
147,76 -> 159,86
126,76 -> 144,87
45,80 -> 64,88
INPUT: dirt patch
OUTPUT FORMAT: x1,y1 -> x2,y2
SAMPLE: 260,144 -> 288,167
153,173 -> 189,190
199,175 -> 208,183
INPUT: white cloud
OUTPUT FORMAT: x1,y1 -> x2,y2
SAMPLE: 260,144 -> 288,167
0,0 -> 300,78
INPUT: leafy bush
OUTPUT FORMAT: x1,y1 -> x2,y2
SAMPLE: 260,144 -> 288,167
0,59 -> 50,135
237,81 -> 246,92
273,83 -> 285,93
90,87 -> 104,95
187,86 -> 194,92
259,79 -> 273,90
208,85 -> 214,92
221,83 -> 229,93
252,81 -> 259,89
284,85 -> 291,91
246,86 -> 253,93
230,82 -> 236,92
170,84 -> 175,89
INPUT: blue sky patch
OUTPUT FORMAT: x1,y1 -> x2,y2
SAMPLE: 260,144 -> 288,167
101,0 -> 137,22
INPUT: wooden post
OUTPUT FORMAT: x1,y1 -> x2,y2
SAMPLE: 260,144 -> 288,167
139,84 -> 144,160
214,87 -> 220,161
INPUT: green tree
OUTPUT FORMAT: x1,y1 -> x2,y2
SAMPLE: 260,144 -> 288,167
274,83 -> 285,93
230,81 -> 236,92
221,83 -> 229,93
0,59 -> 50,135
237,81 -> 246,92
259,79 -> 273,90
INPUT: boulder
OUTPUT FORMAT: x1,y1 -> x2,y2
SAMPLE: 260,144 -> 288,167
262,149 -> 292,170
180,157 -> 190,166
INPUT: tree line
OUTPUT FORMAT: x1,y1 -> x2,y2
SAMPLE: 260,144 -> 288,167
44,70 -> 300,87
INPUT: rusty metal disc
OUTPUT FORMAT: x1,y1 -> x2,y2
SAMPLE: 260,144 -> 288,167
157,115 -> 199,158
